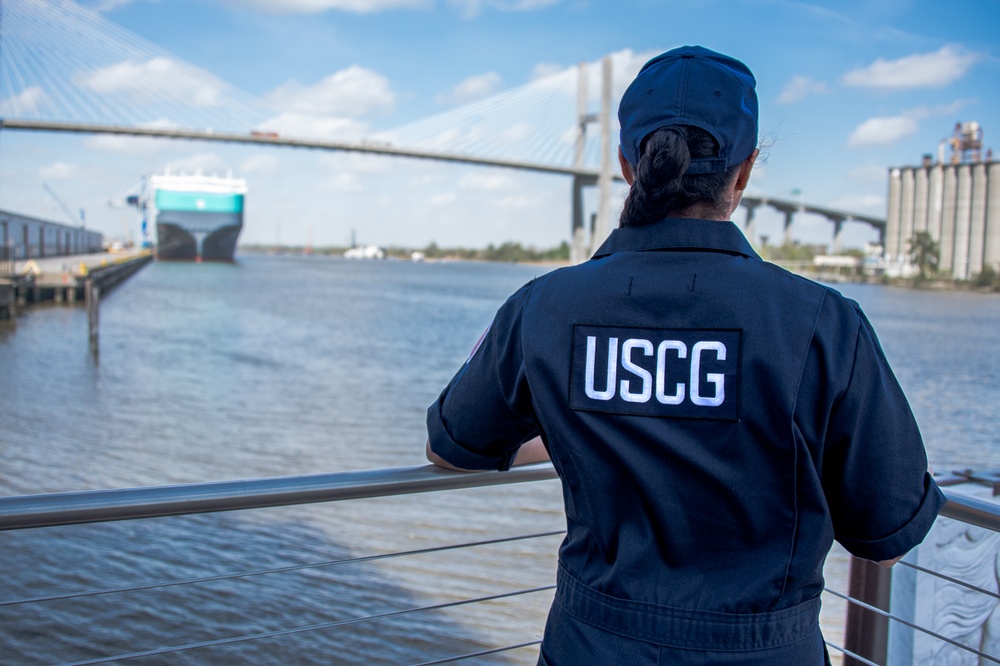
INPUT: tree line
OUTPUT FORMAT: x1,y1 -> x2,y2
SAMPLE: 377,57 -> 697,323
907,231 -> 999,290
240,241 -> 571,263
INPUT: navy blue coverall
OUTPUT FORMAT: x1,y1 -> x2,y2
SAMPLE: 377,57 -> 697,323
427,217 -> 945,665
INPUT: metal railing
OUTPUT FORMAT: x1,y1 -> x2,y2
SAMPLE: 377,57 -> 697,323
0,465 -> 997,665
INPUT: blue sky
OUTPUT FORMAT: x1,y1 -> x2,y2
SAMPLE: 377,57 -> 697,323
2,0 -> 998,251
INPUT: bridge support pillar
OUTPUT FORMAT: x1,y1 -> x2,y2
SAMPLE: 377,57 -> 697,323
741,202 -> 760,246
783,209 -> 795,246
570,175 -> 589,264
832,217 -> 846,255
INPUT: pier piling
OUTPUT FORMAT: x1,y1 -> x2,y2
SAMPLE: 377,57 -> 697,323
86,278 -> 100,353
0,280 -> 13,319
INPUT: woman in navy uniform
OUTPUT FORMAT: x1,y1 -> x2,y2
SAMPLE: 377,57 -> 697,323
426,45 -> 944,665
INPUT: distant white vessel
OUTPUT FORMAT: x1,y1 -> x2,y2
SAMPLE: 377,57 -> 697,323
344,245 -> 384,260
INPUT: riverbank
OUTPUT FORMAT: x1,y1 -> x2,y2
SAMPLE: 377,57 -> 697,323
239,240 -> 571,265
770,261 -> 1000,293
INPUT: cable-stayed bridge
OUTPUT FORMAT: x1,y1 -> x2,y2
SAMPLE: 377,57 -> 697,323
0,0 -> 883,258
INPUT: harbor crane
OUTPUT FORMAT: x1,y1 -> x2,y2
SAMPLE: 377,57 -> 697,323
42,182 -> 84,227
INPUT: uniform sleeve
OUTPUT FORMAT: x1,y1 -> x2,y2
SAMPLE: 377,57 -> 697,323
426,283 -> 540,471
818,303 -> 945,563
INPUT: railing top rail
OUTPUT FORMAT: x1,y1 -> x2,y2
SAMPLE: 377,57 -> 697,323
937,488 -> 1000,532
0,464 -> 995,534
0,463 -> 559,531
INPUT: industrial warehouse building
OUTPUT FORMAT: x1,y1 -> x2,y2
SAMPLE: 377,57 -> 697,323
885,123 -> 999,280
0,210 -> 104,261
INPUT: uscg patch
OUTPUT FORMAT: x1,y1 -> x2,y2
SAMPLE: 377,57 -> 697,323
569,325 -> 741,420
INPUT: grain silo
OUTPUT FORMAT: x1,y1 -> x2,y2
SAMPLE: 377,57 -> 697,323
885,122 -> 998,280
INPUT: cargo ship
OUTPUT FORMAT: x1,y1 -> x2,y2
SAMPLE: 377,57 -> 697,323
149,173 -> 247,262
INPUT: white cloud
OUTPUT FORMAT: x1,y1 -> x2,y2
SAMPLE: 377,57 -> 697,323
927,99 -> 974,118
609,48 -> 660,101
321,172 -> 364,192
842,46 -> 979,91
163,152 -> 230,176
532,48 -> 651,100
447,0 -> 559,17
428,192 -> 459,206
3,86 -> 47,114
236,0 -> 430,13
40,162 -> 80,180
83,118 -> 181,154
848,115 -> 919,147
848,165 -> 890,185
76,58 -> 223,107
84,134 -> 167,154
741,165 -> 767,199
140,118 -> 184,130
239,154 -> 282,175
435,72 -> 503,105
531,62 -> 565,80
847,98 -> 973,149
494,193 -> 539,210
458,172 -> 518,191
776,75 -> 828,104
318,152 -> 394,174
829,193 -> 885,213
83,0 -> 139,10
256,112 -> 370,140
264,66 -> 395,118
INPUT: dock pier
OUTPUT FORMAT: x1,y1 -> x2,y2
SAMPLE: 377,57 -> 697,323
1,249 -> 151,352
0,250 -> 152,320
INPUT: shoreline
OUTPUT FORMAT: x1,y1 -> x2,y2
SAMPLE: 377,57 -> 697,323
237,247 -> 998,293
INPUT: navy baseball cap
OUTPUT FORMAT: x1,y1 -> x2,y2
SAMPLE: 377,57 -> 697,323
618,46 -> 758,174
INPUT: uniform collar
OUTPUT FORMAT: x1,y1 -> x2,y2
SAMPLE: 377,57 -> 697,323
591,217 -> 761,260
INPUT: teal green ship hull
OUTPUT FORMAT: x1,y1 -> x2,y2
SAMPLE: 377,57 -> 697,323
154,188 -> 244,262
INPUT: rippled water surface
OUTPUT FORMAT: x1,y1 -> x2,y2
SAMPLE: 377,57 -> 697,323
1,255 -> 997,665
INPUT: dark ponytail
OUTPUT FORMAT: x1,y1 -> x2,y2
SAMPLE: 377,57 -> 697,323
618,125 -> 740,228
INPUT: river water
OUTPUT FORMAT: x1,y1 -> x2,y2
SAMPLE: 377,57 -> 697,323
0,255 -> 997,665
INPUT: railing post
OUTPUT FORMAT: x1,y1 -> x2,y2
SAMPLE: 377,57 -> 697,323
844,556 -> 892,665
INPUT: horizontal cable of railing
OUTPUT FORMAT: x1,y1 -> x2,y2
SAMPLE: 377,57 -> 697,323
826,586 -> 1000,665
0,529 -> 566,608
411,640 -> 543,666
61,585 -> 556,666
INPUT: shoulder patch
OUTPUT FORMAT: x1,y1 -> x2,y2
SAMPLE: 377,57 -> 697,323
569,325 -> 741,420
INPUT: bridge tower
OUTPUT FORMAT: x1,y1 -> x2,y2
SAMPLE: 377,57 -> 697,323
570,57 -> 615,264
571,63 -> 595,265
592,56 -> 615,258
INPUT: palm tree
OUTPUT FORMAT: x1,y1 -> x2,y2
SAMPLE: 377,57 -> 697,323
908,231 -> 940,279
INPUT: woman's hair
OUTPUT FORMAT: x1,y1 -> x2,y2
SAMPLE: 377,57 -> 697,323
618,125 -> 740,228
